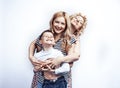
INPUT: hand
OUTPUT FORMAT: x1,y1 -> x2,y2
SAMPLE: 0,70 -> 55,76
49,68 -> 55,73
40,59 -> 52,67
30,56 -> 46,66
41,65 -> 50,71
41,65 -> 55,72
34,64 -> 51,72
34,65 -> 42,72
49,57 -> 63,69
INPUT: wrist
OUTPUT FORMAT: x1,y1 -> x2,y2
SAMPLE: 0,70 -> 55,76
57,57 -> 64,63
60,58 -> 64,63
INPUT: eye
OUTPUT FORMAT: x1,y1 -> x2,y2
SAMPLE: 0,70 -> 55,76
55,21 -> 59,23
61,22 -> 65,25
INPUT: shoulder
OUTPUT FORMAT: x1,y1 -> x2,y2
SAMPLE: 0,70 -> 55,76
35,37 -> 42,47
34,50 -> 43,56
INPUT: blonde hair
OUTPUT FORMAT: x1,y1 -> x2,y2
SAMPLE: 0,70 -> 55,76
70,13 -> 87,37
50,11 -> 72,53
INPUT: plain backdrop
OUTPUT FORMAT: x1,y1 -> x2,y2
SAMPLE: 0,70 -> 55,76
0,0 -> 120,88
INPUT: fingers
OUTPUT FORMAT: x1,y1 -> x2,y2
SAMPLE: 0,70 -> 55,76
49,69 -> 55,72
46,65 -> 51,70
51,64 -> 56,69
41,65 -> 51,71
41,68 -> 49,71
48,63 -> 55,69
40,64 -> 56,72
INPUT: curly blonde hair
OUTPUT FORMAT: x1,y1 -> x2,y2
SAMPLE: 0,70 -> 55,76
70,13 -> 87,37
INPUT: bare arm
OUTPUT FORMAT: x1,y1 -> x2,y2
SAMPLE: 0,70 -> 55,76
28,40 -> 43,66
62,40 -> 80,63
50,40 -> 80,67
29,40 -> 36,60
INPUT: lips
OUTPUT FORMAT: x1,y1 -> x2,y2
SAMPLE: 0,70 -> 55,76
55,26 -> 63,31
46,39 -> 53,42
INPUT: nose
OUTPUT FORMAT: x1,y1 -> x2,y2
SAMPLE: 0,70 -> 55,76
75,18 -> 80,23
56,24 -> 62,29
57,23 -> 62,27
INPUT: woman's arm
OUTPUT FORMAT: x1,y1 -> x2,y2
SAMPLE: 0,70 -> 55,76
50,40 -> 80,67
63,40 -> 80,62
29,40 -> 36,60
29,40 -> 43,66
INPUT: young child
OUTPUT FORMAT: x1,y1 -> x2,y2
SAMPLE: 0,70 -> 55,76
34,30 -> 70,88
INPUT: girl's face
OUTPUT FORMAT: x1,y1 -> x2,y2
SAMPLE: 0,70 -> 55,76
53,16 -> 66,34
40,32 -> 55,45
71,16 -> 84,31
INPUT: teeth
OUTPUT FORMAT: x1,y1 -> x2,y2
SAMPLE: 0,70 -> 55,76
46,40 -> 52,41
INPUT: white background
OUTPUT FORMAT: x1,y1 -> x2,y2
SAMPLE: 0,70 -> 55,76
0,0 -> 120,88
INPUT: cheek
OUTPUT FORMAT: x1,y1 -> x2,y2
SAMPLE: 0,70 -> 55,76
78,23 -> 82,27
71,19 -> 75,23
71,19 -> 76,25
71,22 -> 77,28
62,25 -> 66,29
53,23 -> 57,27
76,25 -> 81,29
72,22 -> 76,26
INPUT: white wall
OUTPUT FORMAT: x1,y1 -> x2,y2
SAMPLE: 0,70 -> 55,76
1,0 -> 120,88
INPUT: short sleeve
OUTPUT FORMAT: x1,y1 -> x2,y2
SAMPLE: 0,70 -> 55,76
35,36 -> 42,48
70,37 -> 76,44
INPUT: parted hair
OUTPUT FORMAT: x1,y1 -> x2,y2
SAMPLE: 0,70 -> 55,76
49,11 -> 73,53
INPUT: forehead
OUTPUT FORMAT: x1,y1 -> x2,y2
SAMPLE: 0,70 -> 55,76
43,32 -> 53,36
75,16 -> 84,21
54,16 -> 65,22
76,16 -> 83,19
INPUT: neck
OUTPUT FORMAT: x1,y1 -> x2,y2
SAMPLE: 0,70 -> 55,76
42,45 -> 53,51
71,26 -> 78,38
54,34 -> 62,42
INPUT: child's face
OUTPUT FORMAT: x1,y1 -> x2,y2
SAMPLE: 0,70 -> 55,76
71,16 -> 84,31
40,32 -> 55,45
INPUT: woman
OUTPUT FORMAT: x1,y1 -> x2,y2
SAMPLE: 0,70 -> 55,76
49,12 -> 87,69
70,13 -> 87,39
29,11 -> 80,88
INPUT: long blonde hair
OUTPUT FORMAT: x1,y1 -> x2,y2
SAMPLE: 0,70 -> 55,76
70,13 -> 87,37
50,11 -> 72,53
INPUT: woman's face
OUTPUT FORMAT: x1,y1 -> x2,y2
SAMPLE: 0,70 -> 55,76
53,16 -> 66,34
71,16 -> 84,31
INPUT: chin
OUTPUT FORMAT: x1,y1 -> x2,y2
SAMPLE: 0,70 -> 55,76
55,31 -> 63,34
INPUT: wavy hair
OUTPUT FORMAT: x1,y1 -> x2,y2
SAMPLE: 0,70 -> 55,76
70,13 -> 87,37
49,11 -> 72,53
